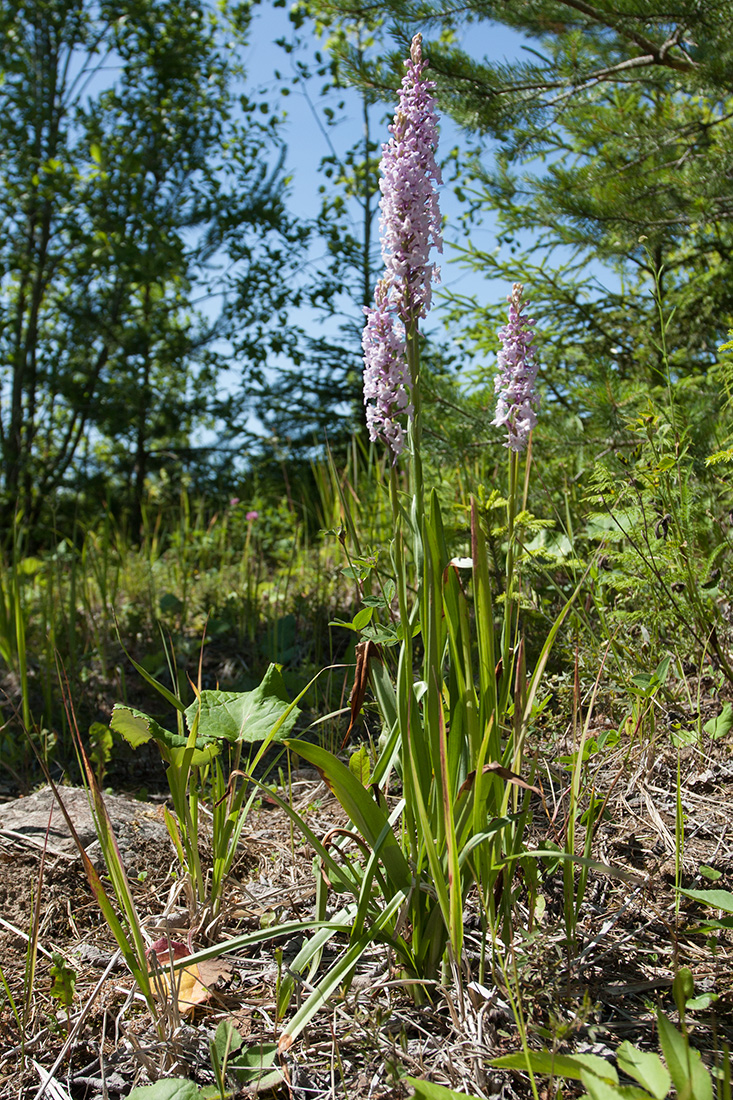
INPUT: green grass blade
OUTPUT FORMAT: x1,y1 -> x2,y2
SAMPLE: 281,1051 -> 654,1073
276,904 -> 357,1018
277,892 -> 405,1054
244,773 -> 363,896
115,630 -> 186,712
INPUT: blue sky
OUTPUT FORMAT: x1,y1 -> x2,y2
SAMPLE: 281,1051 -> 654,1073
242,6 -> 533,326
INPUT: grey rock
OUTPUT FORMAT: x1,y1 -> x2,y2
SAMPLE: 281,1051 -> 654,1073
0,785 -> 172,859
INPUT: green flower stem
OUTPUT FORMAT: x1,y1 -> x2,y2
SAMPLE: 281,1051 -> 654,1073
389,460 -> 418,865
502,448 -> 520,692
406,321 -> 425,536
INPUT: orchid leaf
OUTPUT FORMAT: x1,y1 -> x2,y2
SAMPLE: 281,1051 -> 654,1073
617,1042 -> 670,1099
679,887 -> 733,914
490,1051 -> 618,1082
285,738 -> 411,894
407,1081 -> 481,1100
128,1082 -> 201,1100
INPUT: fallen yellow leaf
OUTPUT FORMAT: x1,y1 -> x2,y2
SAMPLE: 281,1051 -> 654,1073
148,936 -> 229,1016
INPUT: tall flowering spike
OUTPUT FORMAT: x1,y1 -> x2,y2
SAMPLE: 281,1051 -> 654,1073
362,33 -> 442,456
492,283 -> 539,452
379,33 -> 443,323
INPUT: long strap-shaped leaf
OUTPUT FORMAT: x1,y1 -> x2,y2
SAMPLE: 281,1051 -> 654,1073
286,739 -> 412,895
471,498 -> 498,731
405,737 -> 451,950
277,904 -> 357,1018
421,490 -> 448,843
436,678 -> 463,964
520,573 -> 587,740
26,684 -> 157,1018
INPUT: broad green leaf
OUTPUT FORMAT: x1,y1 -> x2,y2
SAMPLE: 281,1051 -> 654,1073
490,1051 -> 617,1082
213,1018 -> 243,1063
684,916 -> 733,930
703,702 -> 733,740
49,953 -> 76,1007
655,455 -> 676,473
685,993 -> 717,1010
110,704 -> 166,748
572,1055 -> 619,1083
159,592 -> 183,615
167,744 -> 219,769
360,622 -> 400,645
128,1080 -> 201,1100
184,665 -> 299,744
580,1070 -> 628,1100
341,563 -> 371,581
653,654 -> 672,687
407,1079 -> 481,1100
671,728 -> 697,748
352,606 -> 374,630
679,888 -> 733,914
657,1013 -> 712,1100
349,744 -> 371,786
111,704 -> 219,766
230,1042 -> 280,1084
17,555 -> 43,575
617,1043 -> 670,1099
631,674 -> 654,696
329,617 -> 360,632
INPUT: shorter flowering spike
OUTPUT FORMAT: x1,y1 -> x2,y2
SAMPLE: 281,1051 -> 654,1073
492,283 -> 539,453
362,280 -> 411,456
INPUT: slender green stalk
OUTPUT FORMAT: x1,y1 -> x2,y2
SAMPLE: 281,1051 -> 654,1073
503,448 -> 519,684
406,322 -> 424,531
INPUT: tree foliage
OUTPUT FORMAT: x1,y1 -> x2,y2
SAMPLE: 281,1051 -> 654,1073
0,0 -> 301,535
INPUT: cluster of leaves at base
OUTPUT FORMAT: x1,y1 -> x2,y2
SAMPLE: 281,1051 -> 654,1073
127,1019 -> 281,1100
408,986 -> 725,1100
487,1011 -> 716,1100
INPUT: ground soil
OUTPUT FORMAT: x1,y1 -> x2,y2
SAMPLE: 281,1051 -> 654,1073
1,735 -> 732,1100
